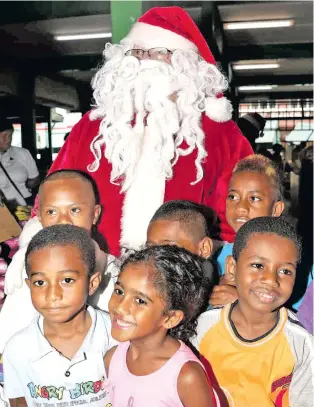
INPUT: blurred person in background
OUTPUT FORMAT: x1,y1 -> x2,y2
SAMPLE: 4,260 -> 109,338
0,118 -> 39,210
237,112 -> 266,151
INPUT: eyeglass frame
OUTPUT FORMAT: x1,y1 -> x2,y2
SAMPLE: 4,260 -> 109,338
125,47 -> 174,60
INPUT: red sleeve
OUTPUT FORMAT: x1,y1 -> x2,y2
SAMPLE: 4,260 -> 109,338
202,118 -> 253,242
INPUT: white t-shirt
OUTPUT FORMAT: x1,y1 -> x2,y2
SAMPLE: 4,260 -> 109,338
0,146 -> 39,205
3,307 -> 115,406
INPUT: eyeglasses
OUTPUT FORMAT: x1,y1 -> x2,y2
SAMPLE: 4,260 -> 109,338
125,47 -> 173,61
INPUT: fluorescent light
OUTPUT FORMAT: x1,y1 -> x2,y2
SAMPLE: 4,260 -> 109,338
55,33 -> 112,41
233,63 -> 280,70
238,85 -> 274,91
224,20 -> 294,30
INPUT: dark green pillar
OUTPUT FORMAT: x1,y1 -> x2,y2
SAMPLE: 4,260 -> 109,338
110,0 -> 143,43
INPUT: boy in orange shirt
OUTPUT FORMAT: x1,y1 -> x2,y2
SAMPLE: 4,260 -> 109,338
193,216 -> 314,407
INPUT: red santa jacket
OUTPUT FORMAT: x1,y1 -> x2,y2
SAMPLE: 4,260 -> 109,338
45,112 -> 252,256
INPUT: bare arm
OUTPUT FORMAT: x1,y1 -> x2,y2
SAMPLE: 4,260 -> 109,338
103,345 -> 117,376
9,398 -> 27,407
178,361 -> 214,407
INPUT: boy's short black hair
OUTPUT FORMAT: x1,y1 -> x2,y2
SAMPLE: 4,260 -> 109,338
233,216 -> 302,262
233,154 -> 283,201
150,200 -> 220,242
25,224 -> 96,277
39,169 -> 101,205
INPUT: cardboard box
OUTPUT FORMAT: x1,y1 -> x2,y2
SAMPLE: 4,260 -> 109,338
0,201 -> 21,243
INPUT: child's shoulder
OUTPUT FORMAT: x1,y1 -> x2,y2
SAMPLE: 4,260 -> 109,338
284,308 -> 314,341
88,306 -> 117,349
3,314 -> 40,359
192,306 -> 225,350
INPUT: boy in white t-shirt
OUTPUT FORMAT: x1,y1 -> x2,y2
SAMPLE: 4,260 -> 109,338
3,224 -> 115,406
0,170 -> 118,354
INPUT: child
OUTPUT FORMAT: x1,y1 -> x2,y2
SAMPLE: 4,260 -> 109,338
147,200 -> 220,258
193,217 -> 314,407
3,224 -> 115,406
105,245 -> 217,406
210,154 -> 285,307
0,170 -> 117,353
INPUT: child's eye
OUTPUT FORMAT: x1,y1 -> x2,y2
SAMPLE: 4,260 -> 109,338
33,280 -> 47,287
227,193 -> 238,201
71,207 -> 81,214
251,263 -> 264,269
62,278 -> 75,284
46,209 -> 56,215
135,298 -> 147,305
114,288 -> 124,296
278,268 -> 293,276
250,196 -> 261,202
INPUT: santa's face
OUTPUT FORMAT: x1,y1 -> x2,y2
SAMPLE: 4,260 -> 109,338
89,41 -> 228,192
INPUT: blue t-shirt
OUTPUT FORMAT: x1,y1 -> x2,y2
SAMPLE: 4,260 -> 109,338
216,243 -> 233,276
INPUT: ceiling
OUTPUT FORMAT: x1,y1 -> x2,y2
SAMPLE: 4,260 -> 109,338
0,0 -> 312,114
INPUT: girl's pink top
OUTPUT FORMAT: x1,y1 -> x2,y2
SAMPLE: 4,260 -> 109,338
108,340 -> 205,407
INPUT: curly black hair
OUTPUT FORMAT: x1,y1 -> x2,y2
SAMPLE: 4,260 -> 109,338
25,224 -> 96,277
149,200 -> 221,242
233,216 -> 302,262
120,245 -> 214,344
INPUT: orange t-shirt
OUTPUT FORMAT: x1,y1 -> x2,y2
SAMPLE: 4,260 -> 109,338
192,304 -> 314,407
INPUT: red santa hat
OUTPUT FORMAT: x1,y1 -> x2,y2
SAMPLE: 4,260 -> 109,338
126,6 -> 216,65
125,6 -> 232,123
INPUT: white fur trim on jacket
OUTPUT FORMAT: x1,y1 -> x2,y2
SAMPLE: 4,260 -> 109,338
205,96 -> 233,123
125,22 -> 198,52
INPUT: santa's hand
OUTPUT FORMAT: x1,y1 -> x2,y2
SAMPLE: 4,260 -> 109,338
4,217 -> 42,295
209,284 -> 238,307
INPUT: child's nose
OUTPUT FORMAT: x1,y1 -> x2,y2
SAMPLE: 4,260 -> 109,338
115,297 -> 131,316
260,270 -> 279,288
58,213 -> 73,225
236,199 -> 249,214
46,284 -> 63,301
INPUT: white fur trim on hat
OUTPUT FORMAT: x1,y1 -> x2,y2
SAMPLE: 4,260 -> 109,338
125,22 -> 198,52
205,96 -> 233,123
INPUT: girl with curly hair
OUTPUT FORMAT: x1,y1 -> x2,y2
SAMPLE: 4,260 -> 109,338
104,244 -> 216,407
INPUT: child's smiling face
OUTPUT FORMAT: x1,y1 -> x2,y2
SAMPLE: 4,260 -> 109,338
109,262 -> 178,343
226,171 -> 284,233
37,177 -> 101,232
230,233 -> 297,314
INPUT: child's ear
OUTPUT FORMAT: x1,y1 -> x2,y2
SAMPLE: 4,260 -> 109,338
25,278 -> 30,289
93,205 -> 102,225
272,200 -> 285,217
88,272 -> 101,296
199,237 -> 213,259
163,310 -> 184,330
225,255 -> 236,283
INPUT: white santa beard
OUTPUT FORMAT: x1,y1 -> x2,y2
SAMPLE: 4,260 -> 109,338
91,57 -> 208,251
120,126 -> 167,251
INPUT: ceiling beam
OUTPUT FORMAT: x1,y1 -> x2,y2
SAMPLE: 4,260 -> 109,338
227,43 -> 313,62
235,75 -> 313,86
238,91 -> 313,101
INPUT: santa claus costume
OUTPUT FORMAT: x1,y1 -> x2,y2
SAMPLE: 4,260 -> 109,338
40,6 -> 251,256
